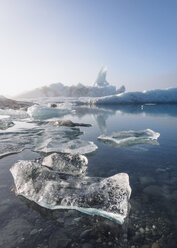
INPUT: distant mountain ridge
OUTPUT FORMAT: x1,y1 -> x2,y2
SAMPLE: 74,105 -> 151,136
17,67 -> 125,98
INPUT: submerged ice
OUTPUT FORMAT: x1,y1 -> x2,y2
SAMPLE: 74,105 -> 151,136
98,129 -> 160,147
34,125 -> 97,155
0,119 -> 97,158
10,155 -> 131,224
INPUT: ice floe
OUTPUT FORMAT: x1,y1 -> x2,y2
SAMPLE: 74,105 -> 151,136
48,120 -> 92,127
0,119 -> 14,130
0,119 -> 97,158
89,88 -> 177,105
0,109 -> 29,119
27,105 -> 72,119
35,131 -> 98,155
98,129 -> 160,147
10,158 -> 131,224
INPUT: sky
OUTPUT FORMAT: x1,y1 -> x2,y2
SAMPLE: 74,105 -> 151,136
0,0 -> 177,96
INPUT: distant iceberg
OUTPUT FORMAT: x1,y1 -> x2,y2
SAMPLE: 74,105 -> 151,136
10,157 -> 131,224
89,88 -> 177,105
98,129 -> 160,147
17,67 -> 125,98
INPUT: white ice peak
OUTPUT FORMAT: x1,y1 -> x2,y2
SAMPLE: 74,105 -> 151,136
94,66 -> 109,87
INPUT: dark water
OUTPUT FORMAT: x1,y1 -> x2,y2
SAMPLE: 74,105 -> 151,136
0,104 -> 177,248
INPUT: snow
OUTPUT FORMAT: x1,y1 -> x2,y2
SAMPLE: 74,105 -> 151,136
10,158 -> 131,224
98,129 -> 160,147
89,88 -> 177,105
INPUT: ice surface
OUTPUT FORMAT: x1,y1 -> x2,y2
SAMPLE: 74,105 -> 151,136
48,120 -> 92,127
10,159 -> 131,224
98,129 -> 160,147
35,130 -> 98,154
0,120 -> 14,130
90,88 -> 177,105
27,105 -> 71,119
42,153 -> 88,175
0,109 -> 29,119
0,118 -> 97,157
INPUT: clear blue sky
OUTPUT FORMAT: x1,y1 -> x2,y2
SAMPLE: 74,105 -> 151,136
1,0 -> 177,96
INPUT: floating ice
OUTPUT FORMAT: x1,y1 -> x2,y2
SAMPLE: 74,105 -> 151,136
90,88 -> 177,105
0,119 -> 14,130
35,134 -> 98,155
48,120 -> 92,127
42,153 -> 88,176
98,129 -> 160,147
10,159 -> 131,224
0,109 -> 29,119
0,122 -> 42,158
0,119 -> 97,158
27,105 -> 71,119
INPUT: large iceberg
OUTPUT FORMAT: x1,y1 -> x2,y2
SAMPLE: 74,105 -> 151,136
10,156 -> 131,224
16,67 -> 125,98
98,129 -> 160,147
89,88 -> 177,105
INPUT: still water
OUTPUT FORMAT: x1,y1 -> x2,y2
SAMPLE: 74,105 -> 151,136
0,103 -> 177,248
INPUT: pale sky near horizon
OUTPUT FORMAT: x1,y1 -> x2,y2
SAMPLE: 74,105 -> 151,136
0,0 -> 177,97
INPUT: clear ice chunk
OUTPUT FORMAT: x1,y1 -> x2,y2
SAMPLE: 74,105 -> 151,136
10,159 -> 131,224
42,153 -> 88,176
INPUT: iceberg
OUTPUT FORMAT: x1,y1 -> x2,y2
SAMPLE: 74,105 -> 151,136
10,158 -> 131,224
90,88 -> 177,105
42,153 -> 88,176
27,105 -> 72,119
17,67 -> 125,98
98,129 -> 160,147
